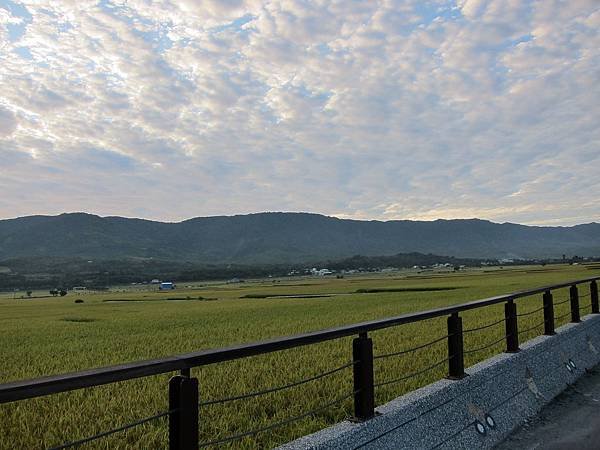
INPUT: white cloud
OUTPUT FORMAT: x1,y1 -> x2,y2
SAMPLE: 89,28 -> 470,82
0,0 -> 598,225
0,106 -> 17,135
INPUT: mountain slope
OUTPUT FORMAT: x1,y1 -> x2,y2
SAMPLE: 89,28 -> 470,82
0,212 -> 598,263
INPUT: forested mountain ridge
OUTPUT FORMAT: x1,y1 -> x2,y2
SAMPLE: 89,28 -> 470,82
0,212 -> 598,263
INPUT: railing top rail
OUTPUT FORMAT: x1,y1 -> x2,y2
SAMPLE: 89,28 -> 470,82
1,275 -> 598,404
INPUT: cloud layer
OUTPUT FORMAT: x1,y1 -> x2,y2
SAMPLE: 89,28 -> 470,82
1,0 -> 599,225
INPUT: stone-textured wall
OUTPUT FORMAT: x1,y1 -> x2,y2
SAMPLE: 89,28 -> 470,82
280,315 -> 600,450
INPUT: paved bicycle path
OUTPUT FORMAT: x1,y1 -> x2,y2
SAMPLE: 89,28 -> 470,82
495,365 -> 600,449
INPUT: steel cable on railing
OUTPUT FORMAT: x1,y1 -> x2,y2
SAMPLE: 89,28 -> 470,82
463,318 -> 505,333
554,297 -> 571,306
374,334 -> 450,360
517,305 -> 545,317
373,357 -> 450,388
518,320 -> 547,335
47,409 -> 174,450
198,391 -> 356,447
555,311 -> 572,321
199,361 -> 356,406
463,335 -> 507,355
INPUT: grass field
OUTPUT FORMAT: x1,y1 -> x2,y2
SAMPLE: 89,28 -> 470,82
1,264 -> 599,449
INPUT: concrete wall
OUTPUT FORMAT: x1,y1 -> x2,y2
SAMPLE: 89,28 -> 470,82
280,314 -> 600,450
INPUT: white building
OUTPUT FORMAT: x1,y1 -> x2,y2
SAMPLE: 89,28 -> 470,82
311,268 -> 333,276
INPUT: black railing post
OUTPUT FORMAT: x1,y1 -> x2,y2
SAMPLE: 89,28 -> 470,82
447,313 -> 466,379
352,332 -> 375,421
570,285 -> 581,323
543,290 -> 555,335
504,300 -> 519,353
591,281 -> 599,314
169,372 -> 199,450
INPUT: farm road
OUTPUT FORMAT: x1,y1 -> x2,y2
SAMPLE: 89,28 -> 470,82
495,364 -> 600,449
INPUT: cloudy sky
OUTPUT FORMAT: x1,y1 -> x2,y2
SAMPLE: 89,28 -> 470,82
0,0 -> 598,225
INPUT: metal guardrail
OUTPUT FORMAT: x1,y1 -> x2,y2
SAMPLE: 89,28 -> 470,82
1,276 -> 599,449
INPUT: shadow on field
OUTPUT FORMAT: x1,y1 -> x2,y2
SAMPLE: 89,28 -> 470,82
61,317 -> 97,323
355,286 -> 463,293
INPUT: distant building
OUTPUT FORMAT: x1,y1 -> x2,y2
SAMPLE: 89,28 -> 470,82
159,282 -> 175,290
311,268 -> 333,276
151,279 -> 160,284
72,286 -> 87,291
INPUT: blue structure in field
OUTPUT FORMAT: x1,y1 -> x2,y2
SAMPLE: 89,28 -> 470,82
159,282 -> 175,290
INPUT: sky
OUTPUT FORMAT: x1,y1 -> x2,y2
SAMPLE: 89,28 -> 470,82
0,0 -> 598,226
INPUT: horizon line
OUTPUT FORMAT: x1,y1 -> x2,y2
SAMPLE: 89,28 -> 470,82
1,211 -> 598,228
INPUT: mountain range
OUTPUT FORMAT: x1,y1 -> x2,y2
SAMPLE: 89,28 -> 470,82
0,212 -> 599,264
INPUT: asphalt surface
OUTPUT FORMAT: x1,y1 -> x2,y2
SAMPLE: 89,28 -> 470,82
495,365 -> 600,449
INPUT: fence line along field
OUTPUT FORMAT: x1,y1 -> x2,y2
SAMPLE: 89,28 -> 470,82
1,264 -> 598,449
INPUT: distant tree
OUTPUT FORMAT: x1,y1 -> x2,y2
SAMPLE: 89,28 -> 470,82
49,289 -> 58,296
26,291 -> 32,297
59,290 -> 67,297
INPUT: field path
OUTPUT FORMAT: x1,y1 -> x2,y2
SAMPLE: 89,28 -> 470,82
496,364 -> 600,449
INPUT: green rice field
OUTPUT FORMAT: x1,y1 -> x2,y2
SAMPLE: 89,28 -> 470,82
1,264 -> 599,449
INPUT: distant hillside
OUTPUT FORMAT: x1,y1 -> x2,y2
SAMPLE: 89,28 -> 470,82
0,212 -> 599,263
0,252 -> 486,290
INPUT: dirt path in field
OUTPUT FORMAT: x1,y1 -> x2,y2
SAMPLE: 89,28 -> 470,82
495,365 -> 600,450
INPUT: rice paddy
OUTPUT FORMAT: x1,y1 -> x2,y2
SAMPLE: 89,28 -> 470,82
0,264 -> 597,449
